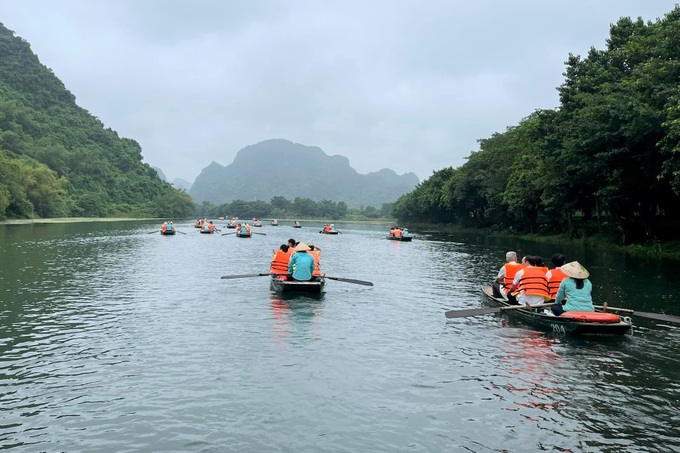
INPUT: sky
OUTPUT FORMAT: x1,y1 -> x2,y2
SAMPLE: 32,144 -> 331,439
1,1 -> 677,184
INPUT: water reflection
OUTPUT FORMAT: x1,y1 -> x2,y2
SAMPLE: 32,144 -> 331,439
269,294 -> 324,345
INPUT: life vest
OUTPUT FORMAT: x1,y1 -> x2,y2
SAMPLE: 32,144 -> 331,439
518,267 -> 550,300
394,229 -> 402,237
209,223 -> 215,231
309,250 -> 322,276
503,262 -> 522,287
161,224 -> 167,232
270,250 -> 290,274
547,267 -> 568,299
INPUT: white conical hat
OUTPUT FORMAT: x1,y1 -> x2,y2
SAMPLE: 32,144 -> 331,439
561,261 -> 590,279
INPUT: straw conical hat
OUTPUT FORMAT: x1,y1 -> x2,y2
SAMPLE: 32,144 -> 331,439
294,241 -> 311,252
561,261 -> 589,279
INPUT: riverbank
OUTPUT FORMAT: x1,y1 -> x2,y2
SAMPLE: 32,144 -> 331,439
0,217 -> 156,225
409,222 -> 680,261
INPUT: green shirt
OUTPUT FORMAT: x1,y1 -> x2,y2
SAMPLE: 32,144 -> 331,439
555,278 -> 594,312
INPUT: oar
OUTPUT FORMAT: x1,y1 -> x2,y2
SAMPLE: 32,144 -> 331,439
220,273 -> 273,279
595,305 -> 680,324
147,230 -> 160,234
176,230 -> 186,235
221,232 -> 236,236
445,303 -> 555,319
253,232 -> 267,236
323,275 -> 373,286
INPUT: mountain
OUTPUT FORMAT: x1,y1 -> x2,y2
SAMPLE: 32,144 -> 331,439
0,23 -> 195,219
152,166 -> 167,181
172,178 -> 192,191
189,139 -> 419,207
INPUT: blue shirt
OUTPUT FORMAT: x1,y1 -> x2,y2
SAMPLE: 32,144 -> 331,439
555,278 -> 594,312
288,252 -> 315,281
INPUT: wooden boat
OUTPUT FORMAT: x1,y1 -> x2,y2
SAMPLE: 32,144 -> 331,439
200,229 -> 215,234
481,285 -> 632,336
160,229 -> 176,235
253,220 -> 263,227
386,235 -> 412,241
226,220 -> 237,228
271,220 -> 279,226
292,223 -> 302,228
320,230 -> 339,235
235,232 -> 251,238
270,275 -> 325,294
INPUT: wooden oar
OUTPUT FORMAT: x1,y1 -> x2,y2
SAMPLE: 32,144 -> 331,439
253,232 -> 267,236
221,232 -> 236,236
220,273 -> 273,279
147,230 -> 160,234
595,305 -> 680,324
176,230 -> 186,235
445,303 -> 555,319
323,275 -> 373,286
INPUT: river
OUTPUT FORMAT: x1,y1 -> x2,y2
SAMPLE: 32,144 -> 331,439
1,220 -> 679,452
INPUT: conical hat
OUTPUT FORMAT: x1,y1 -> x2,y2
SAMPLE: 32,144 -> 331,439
294,241 -> 311,252
561,261 -> 589,279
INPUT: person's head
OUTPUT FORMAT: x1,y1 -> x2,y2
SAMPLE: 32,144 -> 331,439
551,253 -> 566,267
534,256 -> 544,267
308,244 -> 316,250
280,244 -> 289,253
288,238 -> 296,247
210,221 -> 213,224
505,251 -> 518,263
294,242 -> 310,252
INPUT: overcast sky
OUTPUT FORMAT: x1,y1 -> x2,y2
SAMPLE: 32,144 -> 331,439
1,1 -> 676,183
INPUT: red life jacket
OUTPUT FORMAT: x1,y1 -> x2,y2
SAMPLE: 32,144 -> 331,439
270,250 -> 290,274
503,262 -> 522,287
547,267 -> 568,299
518,267 -> 550,300
309,250 -> 322,276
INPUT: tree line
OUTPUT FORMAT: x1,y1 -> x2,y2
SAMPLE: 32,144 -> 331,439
394,8 -> 680,245
197,196 -> 394,220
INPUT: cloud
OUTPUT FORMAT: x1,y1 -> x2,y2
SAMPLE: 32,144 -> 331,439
1,0 -> 676,182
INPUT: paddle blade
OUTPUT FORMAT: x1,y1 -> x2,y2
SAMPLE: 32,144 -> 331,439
324,276 -> 373,286
634,311 -> 680,324
445,307 -> 502,318
220,273 -> 273,279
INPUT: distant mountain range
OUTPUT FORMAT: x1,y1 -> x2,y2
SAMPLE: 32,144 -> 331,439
188,139 -> 419,207
151,167 -> 191,191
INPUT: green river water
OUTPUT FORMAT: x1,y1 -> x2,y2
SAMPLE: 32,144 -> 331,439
1,220 -> 679,452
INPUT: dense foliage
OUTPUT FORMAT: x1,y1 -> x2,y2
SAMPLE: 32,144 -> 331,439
197,196 -> 394,221
0,23 -> 195,220
394,8 -> 680,244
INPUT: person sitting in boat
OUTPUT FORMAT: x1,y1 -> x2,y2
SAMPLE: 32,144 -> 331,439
389,227 -> 396,237
546,253 -> 568,300
308,243 -> 322,277
551,261 -> 594,316
288,242 -> 316,281
492,251 -> 522,300
402,228 -> 410,237
394,228 -> 403,238
330,224 -> 336,231
270,244 -> 291,275
209,221 -> 216,232
507,255 -> 550,307
534,256 -> 548,274
240,223 -> 251,235
161,221 -> 168,233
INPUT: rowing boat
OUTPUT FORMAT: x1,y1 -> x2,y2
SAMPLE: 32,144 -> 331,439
160,230 -> 176,235
481,285 -> 632,336
200,229 -> 215,234
320,230 -> 339,235
235,232 -> 251,238
270,275 -> 325,294
386,235 -> 412,241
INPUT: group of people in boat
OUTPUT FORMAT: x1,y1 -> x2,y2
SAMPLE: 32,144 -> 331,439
492,251 -> 593,316
270,237 -> 322,282
237,223 -> 252,235
194,218 -> 217,232
322,224 -> 337,233
161,221 -> 174,233
389,227 -> 410,238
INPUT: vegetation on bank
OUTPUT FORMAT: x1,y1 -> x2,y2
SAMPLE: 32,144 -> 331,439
0,23 -> 195,221
195,196 -> 394,221
394,7 -> 680,250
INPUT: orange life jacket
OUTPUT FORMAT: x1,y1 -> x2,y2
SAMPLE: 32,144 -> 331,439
161,224 -> 167,232
503,262 -> 522,287
270,250 -> 290,274
518,267 -> 550,300
547,267 -> 568,299
309,250 -> 322,276
394,229 -> 402,237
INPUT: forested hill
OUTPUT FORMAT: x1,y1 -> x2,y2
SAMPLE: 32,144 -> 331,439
393,7 -> 680,246
190,139 -> 419,207
0,23 -> 195,219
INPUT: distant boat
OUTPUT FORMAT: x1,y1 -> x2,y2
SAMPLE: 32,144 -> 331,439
292,221 -> 302,228
271,219 -> 279,226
